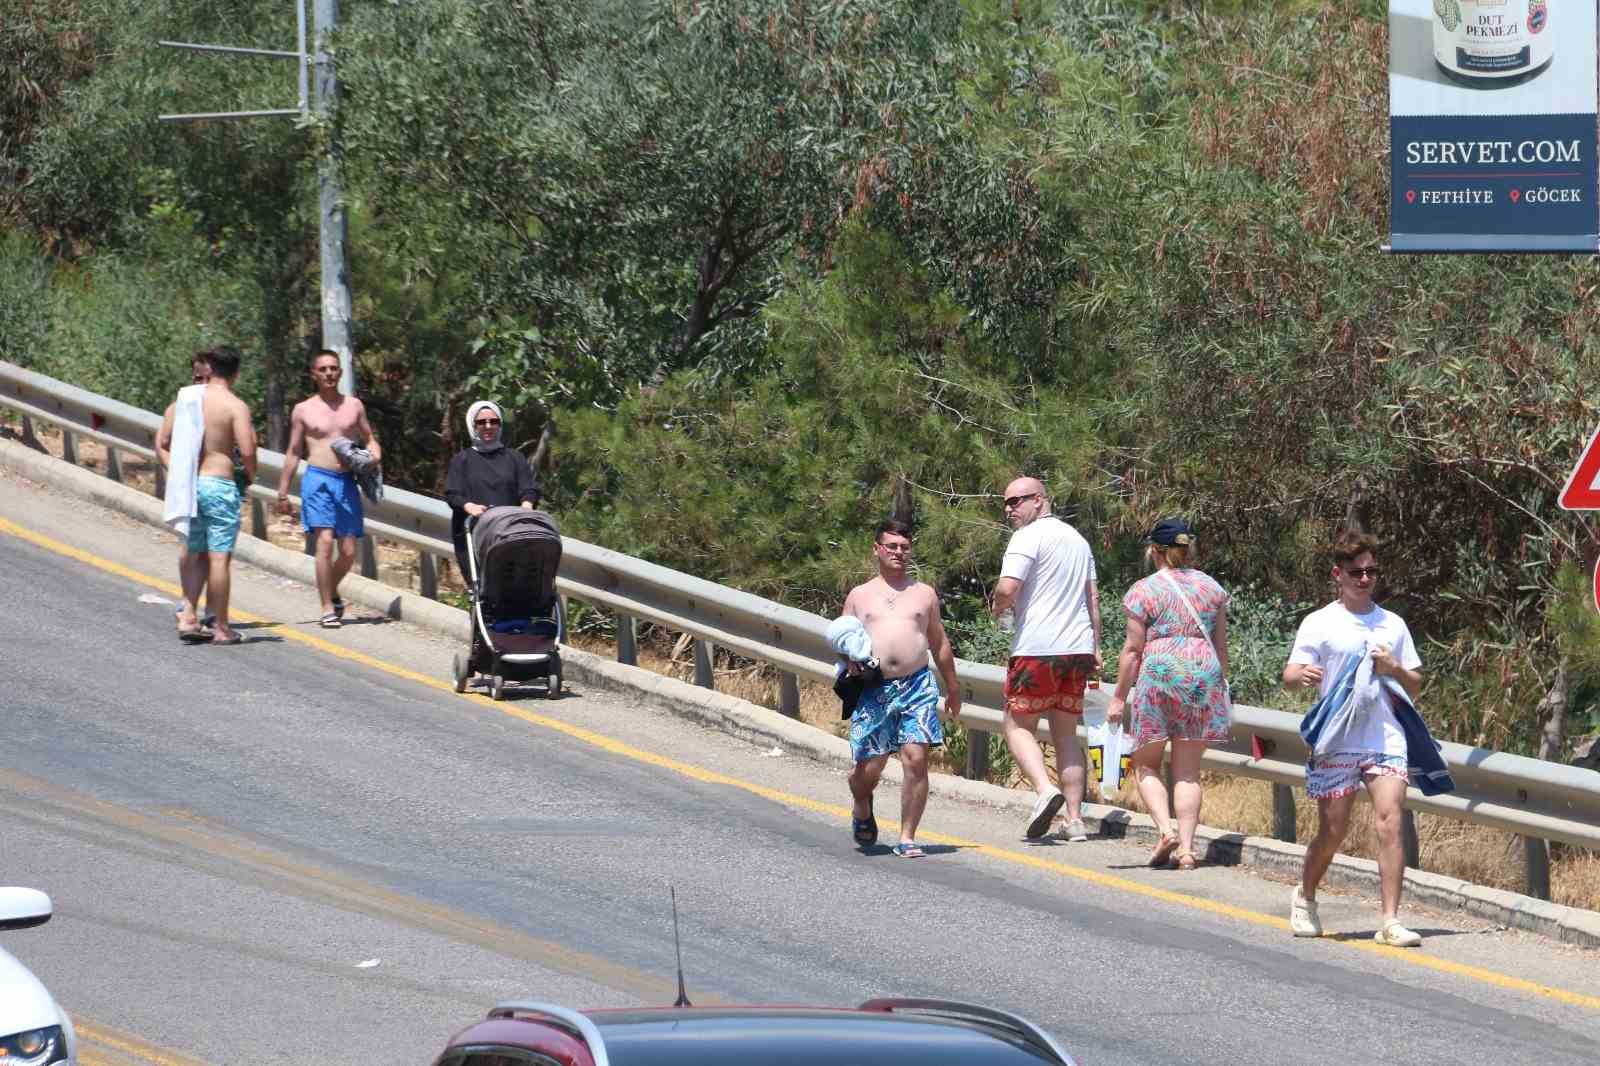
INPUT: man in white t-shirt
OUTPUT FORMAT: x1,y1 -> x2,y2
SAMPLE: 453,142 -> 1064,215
991,476 -> 1102,841
1282,531 -> 1425,948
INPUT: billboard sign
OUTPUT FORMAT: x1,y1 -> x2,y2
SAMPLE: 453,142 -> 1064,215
1390,1 -> 1598,251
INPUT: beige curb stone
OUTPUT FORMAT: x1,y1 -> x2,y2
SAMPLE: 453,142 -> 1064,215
4,435 -> 1597,949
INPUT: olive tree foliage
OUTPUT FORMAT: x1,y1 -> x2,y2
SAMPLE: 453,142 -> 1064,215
338,0 -> 977,420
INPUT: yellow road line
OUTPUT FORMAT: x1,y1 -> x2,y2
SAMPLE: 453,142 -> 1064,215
75,1019 -> 211,1066
4,514 -> 1598,1013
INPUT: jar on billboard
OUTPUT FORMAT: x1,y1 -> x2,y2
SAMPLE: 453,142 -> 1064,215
1433,0 -> 1552,87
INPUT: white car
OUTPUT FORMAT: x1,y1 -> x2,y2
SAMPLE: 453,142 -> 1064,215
0,887 -> 75,1064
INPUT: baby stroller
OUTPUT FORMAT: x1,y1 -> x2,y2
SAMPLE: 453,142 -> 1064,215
451,506 -> 564,700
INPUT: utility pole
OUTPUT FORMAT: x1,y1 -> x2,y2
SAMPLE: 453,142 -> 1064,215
159,1 -> 355,397
313,0 -> 354,397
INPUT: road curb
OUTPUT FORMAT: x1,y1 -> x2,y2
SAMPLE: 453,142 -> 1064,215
4,436 -> 1598,949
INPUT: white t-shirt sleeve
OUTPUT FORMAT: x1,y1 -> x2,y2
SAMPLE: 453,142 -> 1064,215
999,528 -> 1036,583
1392,617 -> 1422,671
1288,614 -> 1323,665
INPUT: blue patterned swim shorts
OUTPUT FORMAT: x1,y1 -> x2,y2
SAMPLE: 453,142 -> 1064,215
849,666 -> 943,762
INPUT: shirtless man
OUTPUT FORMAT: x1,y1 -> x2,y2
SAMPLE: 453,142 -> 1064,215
179,347 -> 256,645
275,349 -> 382,628
156,352 -> 215,638
841,519 -> 961,857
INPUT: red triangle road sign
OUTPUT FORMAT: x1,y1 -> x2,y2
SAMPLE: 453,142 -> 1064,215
1560,424 -> 1600,511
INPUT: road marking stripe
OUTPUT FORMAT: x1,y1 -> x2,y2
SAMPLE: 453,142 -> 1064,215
4,514 -> 1598,1013
75,1019 -> 212,1066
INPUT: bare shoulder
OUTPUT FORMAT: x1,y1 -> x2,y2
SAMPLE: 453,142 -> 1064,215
915,581 -> 941,608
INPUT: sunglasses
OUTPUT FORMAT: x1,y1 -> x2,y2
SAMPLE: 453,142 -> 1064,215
1343,566 -> 1381,580
1003,492 -> 1040,510
877,542 -> 911,554
474,418 -> 501,426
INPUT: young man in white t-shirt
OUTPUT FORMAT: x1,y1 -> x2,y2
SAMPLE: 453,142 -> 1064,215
1282,531 -> 1425,948
991,476 -> 1102,841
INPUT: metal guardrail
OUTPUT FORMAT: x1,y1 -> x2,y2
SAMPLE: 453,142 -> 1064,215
3,360 -> 1598,898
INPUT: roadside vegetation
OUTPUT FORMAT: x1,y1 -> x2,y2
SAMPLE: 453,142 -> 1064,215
4,2 -> 1598,900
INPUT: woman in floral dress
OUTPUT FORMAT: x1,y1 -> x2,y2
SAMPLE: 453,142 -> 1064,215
1107,518 -> 1230,869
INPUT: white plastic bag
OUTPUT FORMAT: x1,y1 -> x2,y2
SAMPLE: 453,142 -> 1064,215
1086,719 -> 1135,796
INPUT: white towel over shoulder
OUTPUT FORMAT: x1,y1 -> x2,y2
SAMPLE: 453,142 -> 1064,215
162,384 -> 206,538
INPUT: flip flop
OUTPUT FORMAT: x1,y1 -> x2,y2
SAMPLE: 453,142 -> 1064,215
852,810 -> 879,847
319,613 -> 342,629
892,842 -> 926,858
210,632 -> 244,646
177,626 -> 214,644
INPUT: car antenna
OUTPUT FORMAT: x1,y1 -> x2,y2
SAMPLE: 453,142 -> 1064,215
670,885 -> 692,1007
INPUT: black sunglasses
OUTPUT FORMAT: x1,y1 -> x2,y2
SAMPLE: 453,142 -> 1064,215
1003,492 -> 1040,510
474,418 -> 501,426
1344,566 -> 1381,580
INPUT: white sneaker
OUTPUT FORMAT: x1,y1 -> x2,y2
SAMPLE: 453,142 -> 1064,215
1062,818 -> 1089,842
1290,886 -> 1323,937
1374,919 -> 1422,947
1024,788 -> 1065,838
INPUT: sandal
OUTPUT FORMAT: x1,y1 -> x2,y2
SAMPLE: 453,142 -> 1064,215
852,804 -> 879,847
319,613 -> 342,629
892,842 -> 926,858
1175,850 -> 1197,871
1149,832 -> 1180,868
177,625 -> 215,644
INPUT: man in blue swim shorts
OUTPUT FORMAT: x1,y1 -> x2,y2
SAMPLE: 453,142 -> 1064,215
276,350 -> 382,629
839,520 -> 961,857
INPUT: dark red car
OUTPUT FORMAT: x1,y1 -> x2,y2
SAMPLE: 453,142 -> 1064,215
432,998 -> 1080,1066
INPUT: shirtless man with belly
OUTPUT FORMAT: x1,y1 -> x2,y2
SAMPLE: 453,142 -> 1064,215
841,519 -> 961,858
275,349 -> 382,628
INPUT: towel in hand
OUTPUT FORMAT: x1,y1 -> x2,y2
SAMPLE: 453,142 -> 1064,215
162,384 -> 206,538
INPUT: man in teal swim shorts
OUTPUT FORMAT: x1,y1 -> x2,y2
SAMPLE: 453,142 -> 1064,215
186,346 -> 256,645
840,520 -> 961,857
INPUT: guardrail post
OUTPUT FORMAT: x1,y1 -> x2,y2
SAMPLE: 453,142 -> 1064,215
1401,808 -> 1420,869
965,728 -> 991,781
21,415 -> 43,450
1272,784 -> 1296,843
693,639 -> 715,689
250,496 -> 268,540
360,534 -> 378,579
617,613 -> 638,666
418,551 -> 437,599
106,446 -> 123,483
778,671 -> 800,719
1524,836 -> 1551,900
61,429 -> 78,465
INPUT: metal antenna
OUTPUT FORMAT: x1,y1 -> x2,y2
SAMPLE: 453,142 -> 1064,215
670,886 -> 691,1007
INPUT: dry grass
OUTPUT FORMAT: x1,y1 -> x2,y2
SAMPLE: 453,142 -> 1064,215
9,414 -> 1597,913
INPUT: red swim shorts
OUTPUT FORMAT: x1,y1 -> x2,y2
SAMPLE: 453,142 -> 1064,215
1004,654 -> 1095,717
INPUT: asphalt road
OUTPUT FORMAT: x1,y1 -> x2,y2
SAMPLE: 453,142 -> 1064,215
2,469 -> 1599,1065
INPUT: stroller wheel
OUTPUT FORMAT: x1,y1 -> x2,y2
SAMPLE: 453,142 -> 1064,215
491,674 -> 506,702
452,653 -> 470,694
548,666 -> 562,699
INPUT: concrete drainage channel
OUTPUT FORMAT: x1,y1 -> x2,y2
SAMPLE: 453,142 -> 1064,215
3,435 -> 1598,949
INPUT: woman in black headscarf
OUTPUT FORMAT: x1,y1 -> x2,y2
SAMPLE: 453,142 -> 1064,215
444,400 -> 542,579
